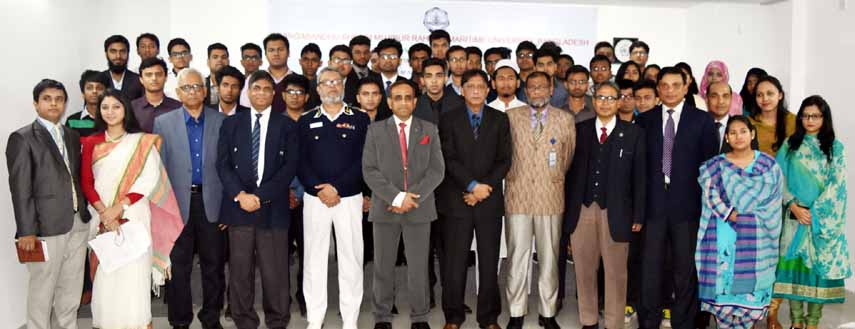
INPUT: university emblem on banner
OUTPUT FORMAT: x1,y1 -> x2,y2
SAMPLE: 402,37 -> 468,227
423,7 -> 449,31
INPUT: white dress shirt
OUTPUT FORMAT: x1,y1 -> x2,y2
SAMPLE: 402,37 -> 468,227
220,103 -> 238,116
239,76 -> 252,108
391,115 -> 413,208
487,97 -> 527,112
715,114 -> 730,149
251,107 -> 272,186
110,70 -> 125,90
382,74 -> 398,93
661,100 -> 685,135
595,116 -> 617,139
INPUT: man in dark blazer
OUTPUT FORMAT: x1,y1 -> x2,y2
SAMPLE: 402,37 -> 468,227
7,79 -> 91,329
154,67 -> 227,329
215,65 -> 250,117
102,34 -> 144,100
634,67 -> 719,329
217,70 -> 298,329
564,82 -> 646,329
363,79 -> 445,329
414,58 -> 465,125
437,70 -> 511,329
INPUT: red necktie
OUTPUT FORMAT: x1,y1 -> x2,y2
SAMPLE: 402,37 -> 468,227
599,127 -> 608,144
399,122 -> 408,190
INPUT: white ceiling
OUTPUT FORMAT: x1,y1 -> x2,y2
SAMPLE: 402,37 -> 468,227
460,0 -> 788,7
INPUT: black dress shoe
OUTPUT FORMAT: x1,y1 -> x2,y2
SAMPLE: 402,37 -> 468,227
374,322 -> 393,329
463,303 -> 473,314
297,295 -> 307,318
538,315 -> 561,329
173,326 -> 189,329
507,316 -> 524,329
412,322 -> 431,329
202,323 -> 224,329
392,304 -> 399,314
581,324 -> 599,329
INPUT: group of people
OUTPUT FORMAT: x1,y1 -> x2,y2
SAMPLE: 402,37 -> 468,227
7,29 -> 850,329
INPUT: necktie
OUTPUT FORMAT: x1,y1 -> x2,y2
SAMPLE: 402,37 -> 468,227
398,122 -> 408,190
472,114 -> 481,140
534,110 -> 544,140
385,80 -> 392,97
252,113 -> 262,185
716,122 -> 724,147
663,109 -> 676,178
52,125 -> 77,212
599,127 -> 608,144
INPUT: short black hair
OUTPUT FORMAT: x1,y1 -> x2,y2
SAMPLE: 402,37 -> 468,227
104,35 -> 130,52
559,54 -> 574,66
136,33 -> 159,49
282,73 -> 310,92
633,79 -> 658,96
389,79 -> 419,95
328,44 -> 352,59
629,41 -> 650,54
539,41 -> 562,54
408,43 -> 431,59
349,35 -> 371,48
138,57 -> 168,74
516,41 -> 537,54
216,66 -> 246,89
357,77 -> 383,93
79,70 -> 110,93
94,89 -> 141,133
465,46 -> 482,58
248,70 -> 275,88
421,58 -> 447,72
534,47 -> 559,63
594,41 -> 614,52
589,54 -> 611,67
429,29 -> 451,44
447,45 -> 466,57
207,43 -> 229,58
263,33 -> 290,51
565,65 -> 590,80
167,38 -> 191,54
657,66 -> 687,84
616,78 -> 635,91
484,47 -> 511,60
301,43 -> 322,58
526,71 -> 552,86
240,42 -> 262,56
32,78 -> 68,102
461,69 -> 489,86
374,38 -> 403,56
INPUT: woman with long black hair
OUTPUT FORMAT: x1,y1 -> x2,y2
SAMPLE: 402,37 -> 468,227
675,62 -> 706,110
748,75 -> 796,157
740,67 -> 768,115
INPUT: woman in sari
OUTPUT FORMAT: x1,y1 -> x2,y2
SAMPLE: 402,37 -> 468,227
696,115 -> 783,328
768,95 -> 850,329
81,89 -> 183,329
700,60 -> 743,116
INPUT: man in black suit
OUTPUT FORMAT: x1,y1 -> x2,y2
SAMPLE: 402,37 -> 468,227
438,70 -> 511,329
7,79 -> 91,329
444,46 -> 467,96
375,38 -> 408,97
216,66 -> 249,116
102,35 -> 144,100
564,81 -> 646,329
217,70 -> 299,329
204,43 -> 230,107
635,67 -> 719,329
413,58 -> 464,125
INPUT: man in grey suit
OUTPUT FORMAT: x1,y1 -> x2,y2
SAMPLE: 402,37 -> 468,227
153,68 -> 227,329
7,79 -> 90,329
363,79 -> 444,329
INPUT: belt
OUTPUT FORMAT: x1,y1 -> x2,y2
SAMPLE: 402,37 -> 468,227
191,184 -> 203,193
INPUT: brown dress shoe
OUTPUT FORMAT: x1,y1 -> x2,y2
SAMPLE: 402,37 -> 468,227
443,324 -> 460,329
480,324 -> 502,329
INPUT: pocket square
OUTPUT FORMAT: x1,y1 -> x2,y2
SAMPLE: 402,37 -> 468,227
419,135 -> 430,144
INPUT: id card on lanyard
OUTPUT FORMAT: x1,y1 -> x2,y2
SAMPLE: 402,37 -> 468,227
548,137 -> 557,167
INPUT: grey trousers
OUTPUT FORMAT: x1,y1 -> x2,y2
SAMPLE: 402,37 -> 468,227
372,221 -> 432,323
26,214 -> 88,329
504,213 -> 562,318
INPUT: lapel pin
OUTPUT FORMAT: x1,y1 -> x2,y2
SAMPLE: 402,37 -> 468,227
619,132 -> 624,138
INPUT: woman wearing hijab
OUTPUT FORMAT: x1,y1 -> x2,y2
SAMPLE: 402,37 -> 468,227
700,60 -> 743,116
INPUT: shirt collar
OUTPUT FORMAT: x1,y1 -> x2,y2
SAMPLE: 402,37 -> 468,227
466,104 -> 484,120
715,114 -> 729,125
595,116 -> 617,135
393,115 -> 413,128
183,107 -> 205,124
382,73 -> 398,86
252,106 -> 272,118
80,106 -> 93,119
664,100 -> 685,114
36,116 -> 62,134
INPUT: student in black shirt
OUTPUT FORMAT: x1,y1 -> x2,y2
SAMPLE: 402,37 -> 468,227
65,70 -> 109,137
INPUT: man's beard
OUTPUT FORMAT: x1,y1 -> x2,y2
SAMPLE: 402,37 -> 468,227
529,97 -> 549,108
108,60 -> 126,74
321,94 -> 344,104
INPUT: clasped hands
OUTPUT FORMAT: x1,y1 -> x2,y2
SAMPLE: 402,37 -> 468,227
388,192 -> 420,214
94,200 -> 125,232
463,183 -> 492,207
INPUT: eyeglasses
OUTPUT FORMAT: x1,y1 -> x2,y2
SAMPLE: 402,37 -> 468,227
448,57 -> 467,63
631,51 -> 648,57
801,114 -> 823,122
516,53 -> 534,59
330,57 -> 353,65
591,66 -> 610,72
565,79 -> 587,85
242,55 -> 261,61
620,94 -> 634,100
319,79 -> 343,87
171,51 -> 191,58
379,53 -> 399,60
284,89 -> 306,96
594,95 -> 618,104
179,84 -> 205,93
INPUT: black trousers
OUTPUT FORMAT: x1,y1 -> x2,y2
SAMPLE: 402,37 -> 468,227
638,217 -> 700,329
557,230 -> 571,301
166,192 -> 225,327
228,224 -> 291,329
428,217 -> 444,301
626,230 -> 643,308
440,214 -> 502,326
288,204 -> 304,303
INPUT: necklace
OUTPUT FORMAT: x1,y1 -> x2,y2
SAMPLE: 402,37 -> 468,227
105,130 -> 127,143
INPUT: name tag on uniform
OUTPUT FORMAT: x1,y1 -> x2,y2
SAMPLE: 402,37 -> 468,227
548,150 -> 557,167
310,122 -> 323,129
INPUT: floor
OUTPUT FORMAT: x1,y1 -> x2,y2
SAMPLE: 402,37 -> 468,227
74,258 -> 855,329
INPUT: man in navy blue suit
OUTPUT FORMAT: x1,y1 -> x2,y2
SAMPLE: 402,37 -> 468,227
217,70 -> 298,329
634,67 -> 719,329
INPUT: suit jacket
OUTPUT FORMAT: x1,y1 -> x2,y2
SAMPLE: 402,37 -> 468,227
6,121 -> 90,237
636,102 -> 719,223
504,105 -> 576,215
204,76 -> 220,106
102,69 -> 144,100
564,119 -> 646,242
154,107 -> 225,223
216,110 -> 298,228
437,105 -> 512,219
413,92 -> 465,126
362,116 -> 444,224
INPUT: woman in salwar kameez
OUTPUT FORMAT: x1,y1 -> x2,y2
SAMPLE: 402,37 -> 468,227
697,116 -> 784,329
769,95 -> 851,329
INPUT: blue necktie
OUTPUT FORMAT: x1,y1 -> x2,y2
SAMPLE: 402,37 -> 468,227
252,113 -> 262,185
663,109 -> 675,179
472,114 -> 481,139
385,80 -> 392,97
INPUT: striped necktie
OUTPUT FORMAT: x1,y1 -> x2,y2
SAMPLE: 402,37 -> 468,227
252,113 -> 262,185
